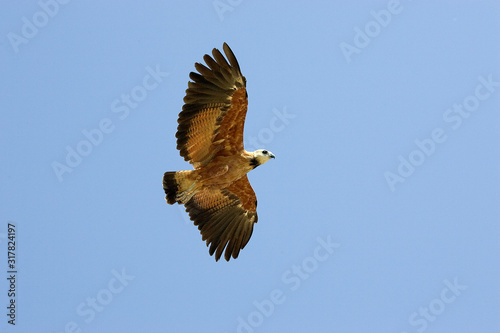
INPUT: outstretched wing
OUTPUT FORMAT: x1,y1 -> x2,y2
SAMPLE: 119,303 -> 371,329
184,175 -> 258,261
176,43 -> 248,168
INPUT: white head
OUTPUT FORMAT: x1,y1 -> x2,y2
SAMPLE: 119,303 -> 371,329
251,149 -> 275,168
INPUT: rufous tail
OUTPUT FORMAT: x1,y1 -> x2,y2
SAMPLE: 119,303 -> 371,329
163,170 -> 197,205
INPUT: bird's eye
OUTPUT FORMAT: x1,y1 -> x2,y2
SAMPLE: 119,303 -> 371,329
262,150 -> 268,155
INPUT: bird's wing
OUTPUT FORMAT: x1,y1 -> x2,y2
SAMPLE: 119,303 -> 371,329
184,175 -> 258,261
176,43 -> 249,168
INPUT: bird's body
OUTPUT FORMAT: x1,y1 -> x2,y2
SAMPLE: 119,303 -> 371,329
195,152 -> 254,186
164,151 -> 254,203
163,43 -> 274,261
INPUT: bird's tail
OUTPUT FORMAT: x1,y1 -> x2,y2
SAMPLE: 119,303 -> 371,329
163,170 -> 198,205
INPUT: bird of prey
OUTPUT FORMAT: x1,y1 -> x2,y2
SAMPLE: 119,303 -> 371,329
163,43 -> 275,261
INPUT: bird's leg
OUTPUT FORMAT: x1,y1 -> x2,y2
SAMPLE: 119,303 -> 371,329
176,180 -> 198,204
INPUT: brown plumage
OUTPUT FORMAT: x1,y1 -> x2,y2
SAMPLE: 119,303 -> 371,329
163,43 -> 275,261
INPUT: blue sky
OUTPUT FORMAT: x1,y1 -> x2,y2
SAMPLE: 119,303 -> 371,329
1,1 -> 499,332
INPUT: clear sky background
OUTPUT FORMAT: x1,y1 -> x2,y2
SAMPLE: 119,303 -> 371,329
1,1 -> 499,332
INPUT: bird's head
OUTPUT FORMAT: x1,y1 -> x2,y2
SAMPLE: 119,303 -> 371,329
250,149 -> 275,168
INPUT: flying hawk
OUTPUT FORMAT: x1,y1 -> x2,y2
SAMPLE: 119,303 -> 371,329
163,43 -> 275,261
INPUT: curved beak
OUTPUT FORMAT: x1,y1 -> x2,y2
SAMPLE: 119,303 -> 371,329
270,153 -> 276,159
